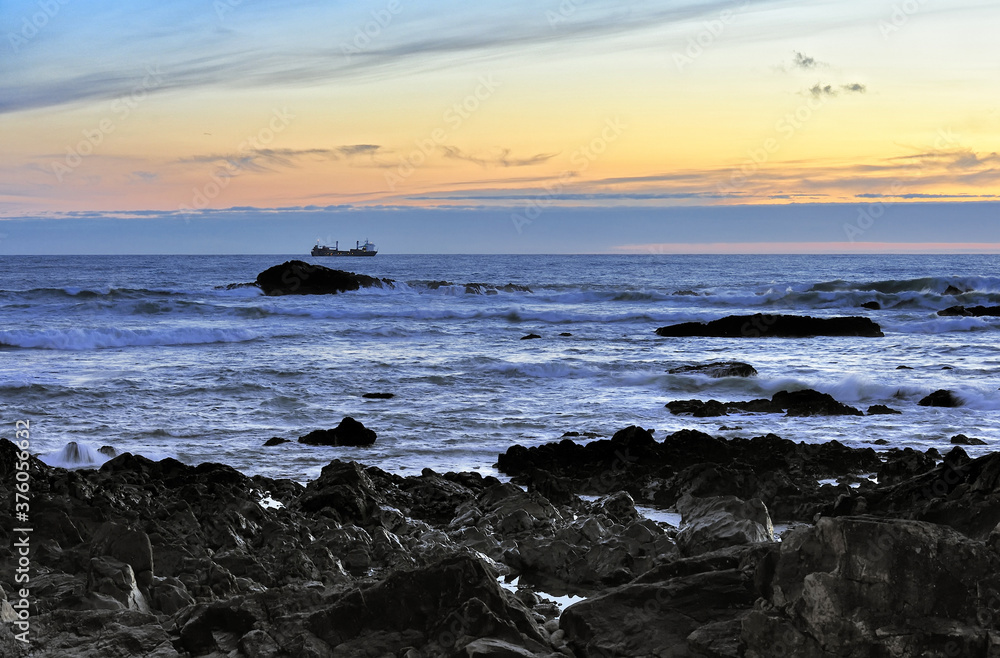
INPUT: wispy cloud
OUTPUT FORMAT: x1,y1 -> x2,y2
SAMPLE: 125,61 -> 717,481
440,146 -> 557,168
792,51 -> 823,69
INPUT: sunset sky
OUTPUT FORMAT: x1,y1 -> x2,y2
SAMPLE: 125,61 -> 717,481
1,0 -> 998,253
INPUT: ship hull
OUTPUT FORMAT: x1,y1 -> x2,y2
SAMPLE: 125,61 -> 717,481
311,250 -> 377,257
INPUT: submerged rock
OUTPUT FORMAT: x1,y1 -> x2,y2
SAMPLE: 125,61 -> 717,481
951,434 -> 987,446
666,389 -> 863,418
918,389 -> 962,407
255,260 -> 393,296
668,361 -> 758,378
655,313 -> 884,338
520,334 -> 541,340
938,304 -> 1000,316
866,404 -> 901,415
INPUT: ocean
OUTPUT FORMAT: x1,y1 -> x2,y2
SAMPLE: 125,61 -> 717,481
2,254 -> 998,483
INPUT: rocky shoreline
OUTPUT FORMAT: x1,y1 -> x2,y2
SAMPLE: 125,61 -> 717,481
4,424 -> 1000,657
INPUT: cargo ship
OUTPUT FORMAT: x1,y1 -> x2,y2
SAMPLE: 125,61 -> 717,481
311,239 -> 377,257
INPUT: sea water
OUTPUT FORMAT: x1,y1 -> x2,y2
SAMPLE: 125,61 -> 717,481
1,254 -> 998,483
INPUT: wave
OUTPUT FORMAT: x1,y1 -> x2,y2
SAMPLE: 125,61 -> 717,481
39,441 -> 114,469
0,326 -> 262,350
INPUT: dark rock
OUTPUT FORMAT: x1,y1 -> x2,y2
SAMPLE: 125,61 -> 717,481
561,568 -> 757,657
668,389 -> 862,418
876,448 -> 937,486
742,517 -> 1000,656
918,389 -> 962,407
97,445 -> 117,457
665,399 -> 729,417
861,301 -> 880,310
255,260 -> 393,296
559,332 -> 573,337
362,392 -> 394,399
866,404 -> 901,415
655,313 -> 884,338
895,365 -> 913,369
675,495 -> 773,556
951,434 -> 987,446
298,417 -> 377,446
944,284 -> 970,295
770,389 -> 863,417
464,282 -> 532,294
307,554 -> 548,656
938,304 -> 1000,317
520,333 -> 541,340
262,437 -> 289,447
668,361 -> 758,378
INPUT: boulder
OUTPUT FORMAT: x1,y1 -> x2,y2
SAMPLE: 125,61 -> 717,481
362,392 -> 394,399
520,334 -> 541,340
675,495 -> 774,556
951,434 -> 987,446
861,301 -> 881,310
561,568 -> 758,657
918,389 -> 962,407
655,314 -> 884,338
262,437 -> 288,446
667,389 -> 863,417
743,516 -> 1000,657
306,554 -> 549,656
298,417 -> 377,446
668,361 -> 758,378
255,260 -> 392,295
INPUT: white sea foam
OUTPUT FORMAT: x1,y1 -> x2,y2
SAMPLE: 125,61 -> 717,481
40,441 -> 113,469
0,326 -> 262,350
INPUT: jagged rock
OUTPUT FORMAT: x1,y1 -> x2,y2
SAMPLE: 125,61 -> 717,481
85,557 -> 150,612
918,389 -> 962,407
655,314 -> 884,338
521,333 -> 541,340
298,417 -> 377,446
867,404 -> 901,415
255,260 -> 393,295
742,517 -> 1000,657
665,399 -> 730,417
876,448 -> 937,487
668,361 -> 758,378
675,495 -> 774,556
307,554 -> 549,656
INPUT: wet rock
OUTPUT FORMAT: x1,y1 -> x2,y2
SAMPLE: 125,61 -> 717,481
876,447 -> 937,487
520,333 -> 541,340
667,389 -> 862,417
262,437 -> 288,446
655,313 -> 884,338
896,364 -> 913,369
861,301 -> 880,310
362,392 -> 394,399
665,399 -> 729,417
950,434 -> 987,446
866,404 -> 901,415
97,446 -> 117,457
256,260 -> 393,296
559,332 -> 572,337
298,416 -> 377,446
918,389 -> 962,407
668,361 -> 758,378
944,284 -> 969,295
742,517 -> 1000,657
675,495 -> 774,556
938,304 -> 1000,316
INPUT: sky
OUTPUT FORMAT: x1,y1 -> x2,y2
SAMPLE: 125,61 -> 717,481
1,0 -> 998,253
